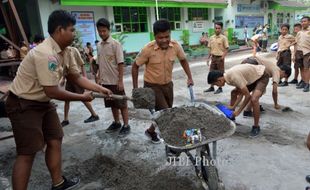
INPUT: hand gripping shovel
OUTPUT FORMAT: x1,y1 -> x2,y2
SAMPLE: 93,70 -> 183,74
93,87 -> 155,110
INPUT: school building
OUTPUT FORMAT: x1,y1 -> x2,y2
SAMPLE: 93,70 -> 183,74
1,0 -> 308,54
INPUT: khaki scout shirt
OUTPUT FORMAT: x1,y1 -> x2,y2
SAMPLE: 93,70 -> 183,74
9,37 -> 80,102
69,47 -> 84,72
255,56 -> 280,84
224,64 -> 265,89
296,28 -> 310,55
135,40 -> 186,85
208,34 -> 229,56
277,34 -> 295,52
97,36 -> 124,85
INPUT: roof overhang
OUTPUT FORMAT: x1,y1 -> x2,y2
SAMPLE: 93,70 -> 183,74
60,0 -> 228,8
268,0 -> 308,11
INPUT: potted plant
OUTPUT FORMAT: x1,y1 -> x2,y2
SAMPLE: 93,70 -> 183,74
180,30 -> 190,51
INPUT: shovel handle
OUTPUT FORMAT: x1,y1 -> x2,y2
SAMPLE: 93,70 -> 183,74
92,92 -> 132,101
188,85 -> 195,103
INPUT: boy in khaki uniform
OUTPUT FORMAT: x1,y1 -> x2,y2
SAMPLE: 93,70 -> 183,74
60,47 -> 99,127
208,64 -> 269,137
5,10 -> 112,190
289,23 -> 302,84
277,23 -> 296,86
96,18 -> 131,136
205,22 -> 229,94
296,16 -> 310,92
132,19 -> 194,143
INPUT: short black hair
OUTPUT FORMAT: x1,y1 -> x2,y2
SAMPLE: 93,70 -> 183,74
33,34 -> 44,43
301,16 -> 310,21
208,70 -> 224,84
279,64 -> 291,78
281,23 -> 290,30
96,18 -> 110,30
48,10 -> 76,35
86,42 -> 91,46
241,57 -> 259,65
153,19 -> 171,35
95,40 -> 99,43
215,22 -> 223,29
294,23 -> 302,28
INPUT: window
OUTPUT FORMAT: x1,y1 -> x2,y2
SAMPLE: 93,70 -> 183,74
113,7 -> 148,33
188,8 -> 208,21
155,7 -> 181,30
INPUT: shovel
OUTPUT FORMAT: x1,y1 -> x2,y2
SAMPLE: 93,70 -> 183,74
92,87 -> 155,110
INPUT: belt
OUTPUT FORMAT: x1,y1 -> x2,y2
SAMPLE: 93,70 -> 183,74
212,55 -> 222,57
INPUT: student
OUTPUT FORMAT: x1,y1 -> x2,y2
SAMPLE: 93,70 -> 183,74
296,16 -> 310,92
241,56 -> 292,115
289,23 -> 302,84
60,47 -> 99,127
277,23 -> 296,86
250,33 -> 263,56
96,18 -> 131,136
204,22 -> 229,94
5,10 -> 112,190
132,19 -> 194,143
207,64 -> 269,137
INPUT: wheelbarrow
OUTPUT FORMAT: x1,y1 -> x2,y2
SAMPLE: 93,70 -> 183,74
153,102 -> 236,190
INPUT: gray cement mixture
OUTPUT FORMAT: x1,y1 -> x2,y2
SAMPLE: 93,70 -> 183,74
132,88 -> 155,109
155,106 -> 232,147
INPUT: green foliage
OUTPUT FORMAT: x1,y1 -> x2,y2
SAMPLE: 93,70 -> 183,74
112,32 -> 128,45
180,30 -> 190,45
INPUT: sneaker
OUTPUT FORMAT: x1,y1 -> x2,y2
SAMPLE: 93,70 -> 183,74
61,120 -> 69,127
304,84 -> 310,92
306,175 -> 310,183
279,81 -> 288,87
243,110 -> 253,117
105,121 -> 122,133
84,115 -> 99,123
145,129 -> 161,144
204,87 -> 214,93
297,81 -> 306,89
214,87 -> 223,94
118,125 -> 131,137
51,176 -> 80,190
297,80 -> 304,87
278,80 -> 283,85
250,126 -> 260,137
288,79 -> 298,84
260,105 -> 265,112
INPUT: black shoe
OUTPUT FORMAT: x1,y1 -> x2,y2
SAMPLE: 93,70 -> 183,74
279,81 -> 288,87
145,129 -> 161,144
297,80 -> 304,87
106,121 -> 122,133
306,175 -> 310,183
204,87 -> 214,93
288,79 -> 298,84
243,110 -> 253,117
260,105 -> 265,112
250,126 -> 260,137
304,84 -> 310,92
51,176 -> 80,190
297,81 -> 306,89
61,120 -> 69,127
118,125 -> 131,137
278,80 -> 283,85
214,87 -> 223,94
84,115 -> 99,123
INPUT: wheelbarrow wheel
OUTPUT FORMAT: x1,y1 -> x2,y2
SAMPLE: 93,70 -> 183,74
201,151 -> 219,190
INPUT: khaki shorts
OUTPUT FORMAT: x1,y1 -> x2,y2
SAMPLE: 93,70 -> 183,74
277,50 -> 292,66
144,81 -> 173,111
5,92 -> 63,155
65,80 -> 84,94
102,85 -> 127,109
210,55 -> 224,72
247,72 -> 270,93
